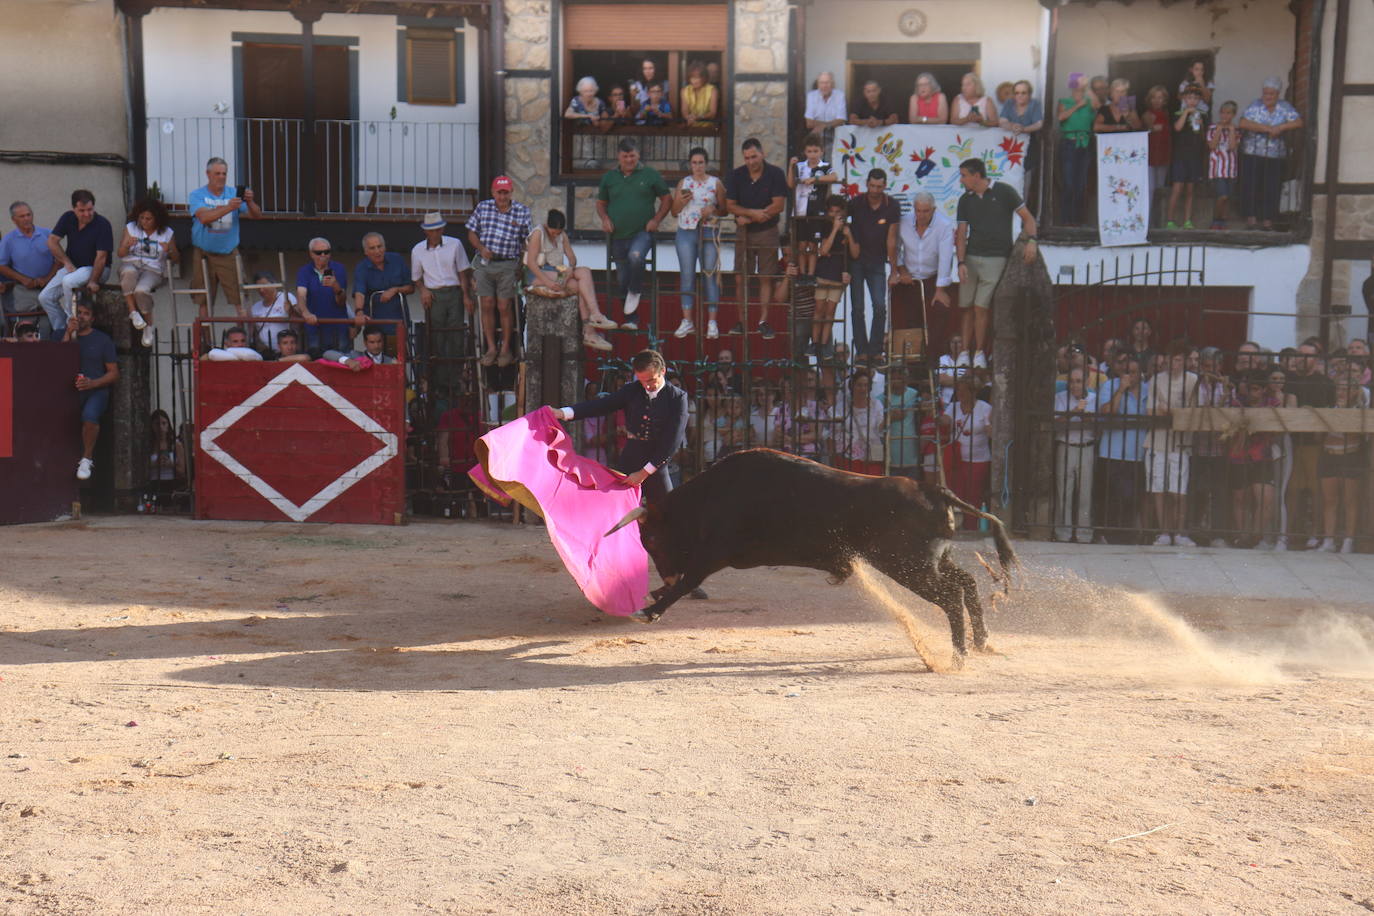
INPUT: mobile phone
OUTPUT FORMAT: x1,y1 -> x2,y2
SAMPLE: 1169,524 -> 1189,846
235,185 -> 246,199
322,268 -> 334,278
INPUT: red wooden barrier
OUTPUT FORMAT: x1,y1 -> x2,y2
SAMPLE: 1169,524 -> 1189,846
0,342 -> 82,524
195,361 -> 406,524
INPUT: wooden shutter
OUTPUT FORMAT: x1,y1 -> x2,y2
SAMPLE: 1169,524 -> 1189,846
408,29 -> 456,104
563,3 -> 727,51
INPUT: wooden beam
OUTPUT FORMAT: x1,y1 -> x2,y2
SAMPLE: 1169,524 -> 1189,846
1171,407 -> 1374,434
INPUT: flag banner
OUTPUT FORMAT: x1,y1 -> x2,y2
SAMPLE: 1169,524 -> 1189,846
1096,132 -> 1150,246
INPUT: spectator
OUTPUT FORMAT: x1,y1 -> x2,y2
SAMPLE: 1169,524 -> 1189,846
812,195 -> 855,360
1179,60 -> 1215,114
804,71 -> 848,147
787,133 -> 838,279
882,364 -> 922,478
950,73 -> 996,127
1229,368 -> 1281,549
64,296 -> 118,481
1054,366 -> 1098,542
1347,338 -> 1373,385
725,137 -> 788,340
788,371 -> 832,462
1099,338 -> 1122,376
0,201 -> 58,335
1089,75 -> 1110,107
838,369 -> 884,474
1056,74 -> 1097,227
680,61 -> 719,128
955,157 -> 1038,368
565,76 -> 610,128
605,85 -> 631,125
850,80 -> 899,128
1317,378 -> 1365,553
1143,340 -> 1199,547
294,237 -> 350,355
352,232 -> 414,353
524,209 -> 617,351
1233,339 -> 1265,377
670,146 -> 726,339
1190,346 -> 1231,546
40,190 -> 114,338
937,333 -> 970,404
908,72 -> 949,125
436,396 -> 482,487
998,80 -> 1044,172
1094,78 -> 1143,135
3,320 -> 41,343
1207,100 -> 1241,230
147,408 -> 186,494
411,211 -> 474,390
635,83 -> 673,126
847,168 -> 900,362
270,328 -> 310,364
1097,354 -> 1149,543
202,325 -> 265,362
1142,85 -> 1173,224
1057,343 -> 1104,393
747,384 -> 779,449
1127,318 -> 1155,368
186,157 -> 261,319
708,393 -> 748,464
630,58 -> 668,109
892,191 -> 956,338
995,81 -> 1015,108
324,325 -> 398,371
116,197 -> 178,349
247,270 -> 294,353
597,140 -> 671,331
1238,77 -> 1302,230
707,347 -> 742,396
706,61 -> 722,89
949,372 -> 993,527
469,175 -> 532,366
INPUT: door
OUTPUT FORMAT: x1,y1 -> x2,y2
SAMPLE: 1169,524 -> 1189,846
241,42 -> 353,213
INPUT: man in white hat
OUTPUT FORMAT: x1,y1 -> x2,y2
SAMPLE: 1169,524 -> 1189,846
411,211 -> 473,389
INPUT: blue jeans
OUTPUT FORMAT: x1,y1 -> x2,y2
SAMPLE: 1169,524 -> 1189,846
610,230 -> 653,300
674,226 -> 720,314
1059,140 -> 1091,226
849,261 -> 887,357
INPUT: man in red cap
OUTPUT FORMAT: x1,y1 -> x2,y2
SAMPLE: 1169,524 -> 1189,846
467,176 -> 531,367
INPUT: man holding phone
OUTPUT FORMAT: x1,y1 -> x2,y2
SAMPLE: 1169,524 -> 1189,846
188,156 -> 261,320
294,236 -> 350,356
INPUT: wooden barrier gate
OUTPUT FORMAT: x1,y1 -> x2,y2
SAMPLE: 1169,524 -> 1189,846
195,361 -> 406,524
0,342 -> 81,524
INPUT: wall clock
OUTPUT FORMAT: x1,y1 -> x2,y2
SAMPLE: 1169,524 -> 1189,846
898,8 -> 928,37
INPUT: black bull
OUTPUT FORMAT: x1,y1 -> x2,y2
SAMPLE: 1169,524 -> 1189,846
606,449 -> 1018,661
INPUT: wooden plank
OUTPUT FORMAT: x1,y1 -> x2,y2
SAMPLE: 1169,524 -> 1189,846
1172,407 -> 1374,434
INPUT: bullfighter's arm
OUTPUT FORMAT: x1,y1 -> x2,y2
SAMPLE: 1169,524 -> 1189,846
560,384 -> 635,421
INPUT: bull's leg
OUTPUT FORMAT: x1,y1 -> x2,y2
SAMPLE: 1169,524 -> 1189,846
872,559 -> 968,661
631,572 -> 706,623
941,558 -> 992,653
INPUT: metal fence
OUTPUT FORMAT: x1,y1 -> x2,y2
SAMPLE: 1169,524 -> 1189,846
563,125 -> 723,178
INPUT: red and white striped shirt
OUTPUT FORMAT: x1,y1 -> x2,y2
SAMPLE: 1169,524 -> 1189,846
1207,124 -> 1239,179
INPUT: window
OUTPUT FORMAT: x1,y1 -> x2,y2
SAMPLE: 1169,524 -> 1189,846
398,20 -> 465,106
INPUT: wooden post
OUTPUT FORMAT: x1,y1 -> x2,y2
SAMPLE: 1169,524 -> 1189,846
95,285 -> 151,512
522,292 -> 582,412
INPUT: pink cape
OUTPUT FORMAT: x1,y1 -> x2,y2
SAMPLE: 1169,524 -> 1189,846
468,407 -> 650,616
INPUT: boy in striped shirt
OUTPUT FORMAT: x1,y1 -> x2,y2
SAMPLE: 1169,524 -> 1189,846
1206,101 -> 1240,230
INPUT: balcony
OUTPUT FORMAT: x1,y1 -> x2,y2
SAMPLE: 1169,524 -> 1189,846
561,124 -> 724,181
146,116 -> 481,219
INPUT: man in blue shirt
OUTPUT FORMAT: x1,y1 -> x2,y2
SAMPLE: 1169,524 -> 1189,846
352,232 -> 414,354
294,236 -> 350,355
1096,353 -> 1149,544
0,201 -> 58,335
64,296 -> 120,482
882,364 -> 922,477
188,156 -> 261,319
41,190 -> 114,338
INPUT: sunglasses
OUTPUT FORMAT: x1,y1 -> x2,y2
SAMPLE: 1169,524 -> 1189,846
311,248 -> 331,255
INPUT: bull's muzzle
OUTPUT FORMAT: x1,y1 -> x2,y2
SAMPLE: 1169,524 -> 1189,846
604,506 -> 648,537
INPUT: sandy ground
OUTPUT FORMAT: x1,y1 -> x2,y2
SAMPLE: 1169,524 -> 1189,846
2,517 -> 1373,915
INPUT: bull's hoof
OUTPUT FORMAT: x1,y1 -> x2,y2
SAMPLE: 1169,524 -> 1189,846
948,652 -> 966,671
972,643 -> 1000,656
688,587 -> 709,600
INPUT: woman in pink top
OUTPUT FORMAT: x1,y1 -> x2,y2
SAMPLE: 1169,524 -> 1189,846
950,72 -> 996,127
907,72 -> 949,125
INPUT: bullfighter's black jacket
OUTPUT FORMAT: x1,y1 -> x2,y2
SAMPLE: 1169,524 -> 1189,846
569,381 -> 689,475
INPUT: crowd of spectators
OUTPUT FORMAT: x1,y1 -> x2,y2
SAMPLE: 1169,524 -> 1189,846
565,57 -> 720,131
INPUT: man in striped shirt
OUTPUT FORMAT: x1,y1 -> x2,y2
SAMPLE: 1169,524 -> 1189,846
467,176 -> 531,367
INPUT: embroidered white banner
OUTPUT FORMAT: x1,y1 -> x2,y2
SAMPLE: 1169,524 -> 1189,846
1095,132 -> 1150,247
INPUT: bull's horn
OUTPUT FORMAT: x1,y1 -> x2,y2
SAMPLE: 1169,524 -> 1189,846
604,506 -> 648,537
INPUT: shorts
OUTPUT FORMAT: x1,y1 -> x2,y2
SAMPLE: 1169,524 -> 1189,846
959,255 -> 1006,310
793,217 -> 830,245
814,281 -> 843,304
1229,459 -> 1274,489
80,388 -> 110,423
1211,177 -> 1235,198
737,225 -> 781,278
1169,155 -> 1205,184
1144,449 -> 1189,494
1318,446 -> 1367,480
473,258 -> 519,299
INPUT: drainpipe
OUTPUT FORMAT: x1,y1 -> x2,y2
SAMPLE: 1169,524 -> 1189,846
1318,0 -> 1346,346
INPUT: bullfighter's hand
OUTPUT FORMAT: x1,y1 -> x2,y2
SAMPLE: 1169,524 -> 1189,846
618,469 -> 649,488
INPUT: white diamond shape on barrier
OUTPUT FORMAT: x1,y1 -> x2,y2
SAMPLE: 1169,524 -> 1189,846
199,364 -> 398,522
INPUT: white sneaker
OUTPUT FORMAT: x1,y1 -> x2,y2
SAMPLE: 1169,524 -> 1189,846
129,310 -> 147,330
586,313 -> 618,330
673,318 -> 695,339
1209,538 -> 1229,549
141,324 -> 155,348
619,319 -> 638,331
1253,539 -> 1274,551
582,330 -> 613,352
76,457 -> 93,481
1273,536 -> 1288,552
1306,536 -> 1322,550
1153,533 -> 1173,547
624,292 -> 641,315
1174,534 -> 1197,548
973,351 -> 988,369
706,319 -> 720,339
955,351 -> 970,368
1320,537 -> 1337,553
1340,538 -> 1355,554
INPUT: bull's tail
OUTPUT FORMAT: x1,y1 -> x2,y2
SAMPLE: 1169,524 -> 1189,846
939,487 -> 1019,588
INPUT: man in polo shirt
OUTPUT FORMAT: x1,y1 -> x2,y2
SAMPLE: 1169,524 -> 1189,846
804,71 -> 848,149
352,231 -> 414,355
891,191 -> 956,343
726,138 -> 788,340
40,190 -> 114,338
954,157 -> 1038,369
596,139 -> 672,330
847,168 -> 900,362
468,176 -> 532,367
0,201 -> 58,335
64,295 -> 119,482
411,211 -> 473,390
187,156 -> 262,320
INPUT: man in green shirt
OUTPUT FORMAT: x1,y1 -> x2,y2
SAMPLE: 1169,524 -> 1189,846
597,139 -> 672,330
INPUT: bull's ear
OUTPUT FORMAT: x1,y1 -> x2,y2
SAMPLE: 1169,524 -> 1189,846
604,506 -> 648,537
